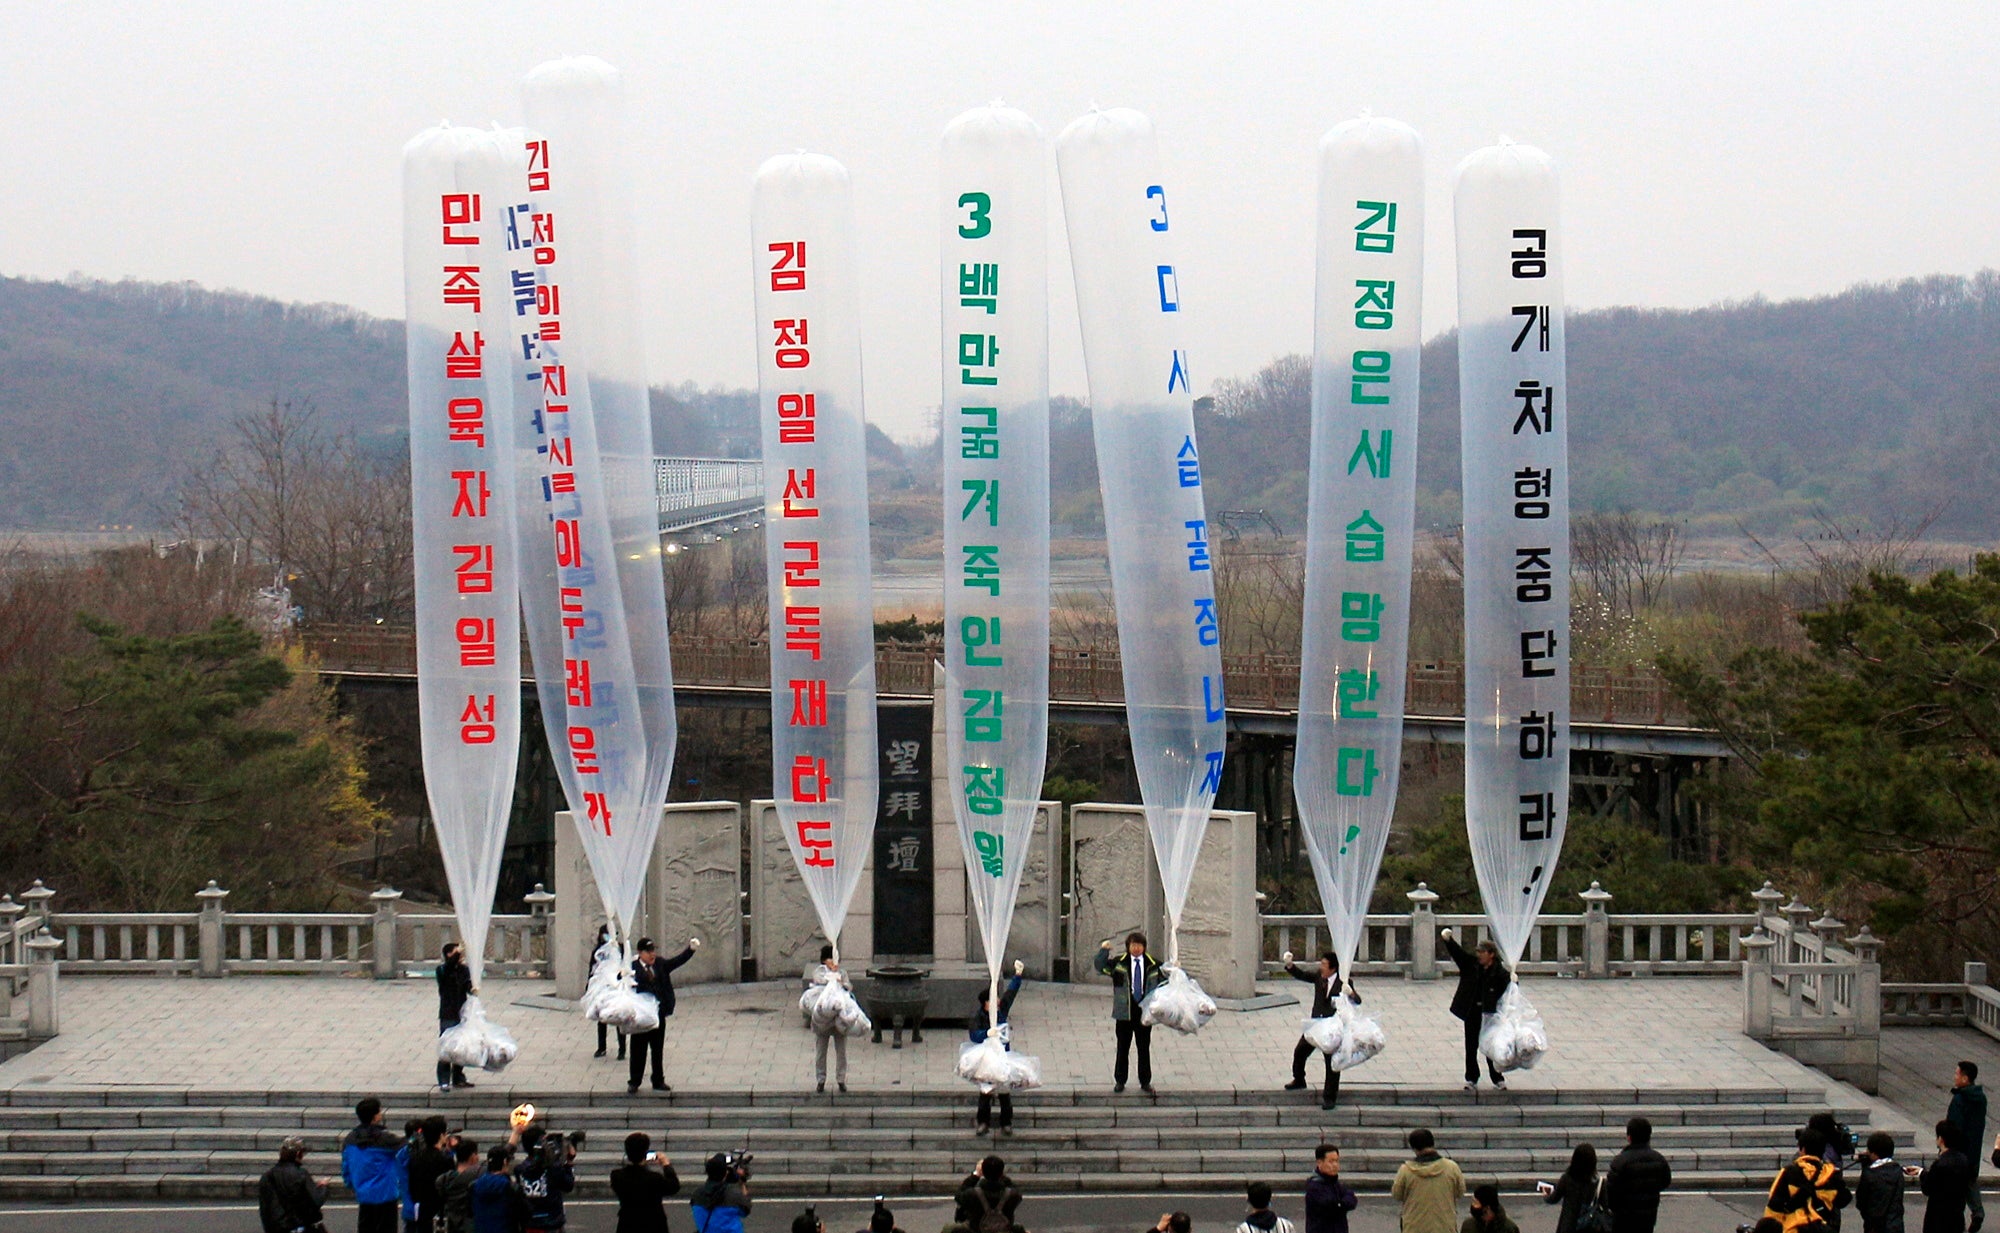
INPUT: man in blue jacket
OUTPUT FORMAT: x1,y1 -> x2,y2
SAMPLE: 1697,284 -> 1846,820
971,960 -> 1025,1136
341,1097 -> 405,1233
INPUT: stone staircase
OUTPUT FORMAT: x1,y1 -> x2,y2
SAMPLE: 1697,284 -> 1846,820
0,1084 -> 1892,1201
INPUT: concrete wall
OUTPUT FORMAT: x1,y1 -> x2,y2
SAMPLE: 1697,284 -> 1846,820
749,801 -> 868,980
552,802 -> 742,998
1067,803 -> 1260,999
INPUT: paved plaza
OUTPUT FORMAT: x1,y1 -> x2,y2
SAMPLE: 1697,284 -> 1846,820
0,973 -> 1916,1119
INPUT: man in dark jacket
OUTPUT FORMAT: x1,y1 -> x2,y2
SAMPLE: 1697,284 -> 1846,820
1924,1121 -> 1975,1233
1093,932 -> 1164,1094
1948,1062 -> 1987,1231
1283,950 -> 1361,1110
971,962 -> 1025,1136
953,1154 -> 1024,1233
1603,1116 -> 1673,1233
1856,1131 -> 1908,1233
260,1136 -> 328,1233
435,1140 -> 482,1233
407,1117 -> 456,1231
1305,1143 -> 1359,1233
1439,928 -> 1509,1090
437,942 -> 475,1091
343,1099 -> 405,1233
628,936 -> 699,1094
610,1132 -> 680,1233
515,1127 -> 577,1232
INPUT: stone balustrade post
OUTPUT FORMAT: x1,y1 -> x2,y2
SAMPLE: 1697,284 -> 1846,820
369,888 -> 404,980
1781,899 -> 1814,961
25,932 -> 60,1039
1750,881 -> 1785,934
1849,927 -> 1883,1037
1408,884 -> 1439,981
19,881 -> 54,932
1579,881 -> 1613,979
196,881 -> 229,979
1741,930 -> 1776,1038
1963,961 -> 1988,988
523,883 -> 555,973
1811,914 -> 1847,950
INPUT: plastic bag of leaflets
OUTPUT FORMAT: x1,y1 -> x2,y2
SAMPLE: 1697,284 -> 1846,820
955,1023 -> 1043,1093
1139,966 -> 1218,1035
799,975 -> 872,1039
1302,999 -> 1389,1072
581,942 -> 660,1034
1477,982 -> 1549,1073
437,996 -> 519,1073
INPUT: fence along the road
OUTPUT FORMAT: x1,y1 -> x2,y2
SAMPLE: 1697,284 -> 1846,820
296,625 -> 1688,725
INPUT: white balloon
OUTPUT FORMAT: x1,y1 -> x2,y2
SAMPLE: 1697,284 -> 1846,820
1455,141 -> 1570,966
403,125 -> 524,986
940,105 -> 1052,1009
515,57 -> 678,938
752,152 -> 879,951
1056,109 -> 1226,962
1294,116 -> 1426,977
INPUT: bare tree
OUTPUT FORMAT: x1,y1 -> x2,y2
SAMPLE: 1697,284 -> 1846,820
1743,504 -> 1947,612
174,399 -> 413,624
1575,510 -> 1685,616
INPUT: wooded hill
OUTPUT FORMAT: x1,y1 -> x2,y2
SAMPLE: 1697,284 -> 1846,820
5,270 -> 1998,535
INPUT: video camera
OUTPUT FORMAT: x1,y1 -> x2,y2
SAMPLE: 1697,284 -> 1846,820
720,1149 -> 754,1181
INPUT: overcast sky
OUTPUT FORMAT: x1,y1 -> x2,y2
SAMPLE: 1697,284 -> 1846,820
7,3 -> 1998,441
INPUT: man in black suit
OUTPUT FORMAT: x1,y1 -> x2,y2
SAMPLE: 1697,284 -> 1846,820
1282,949 -> 1360,1109
628,936 -> 698,1094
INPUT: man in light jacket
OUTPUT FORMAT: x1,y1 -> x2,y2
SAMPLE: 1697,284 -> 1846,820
1392,1128 -> 1465,1233
809,945 -> 852,1094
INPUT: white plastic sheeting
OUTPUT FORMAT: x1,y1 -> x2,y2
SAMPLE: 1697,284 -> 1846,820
753,153 -> 880,952
1478,983 -> 1549,1072
515,59 -> 678,940
1139,966 -> 1218,1035
1056,109 -> 1225,966
957,1027 -> 1044,1092
1455,141 -> 1570,968
1302,999 -> 1389,1072
581,940 -> 660,1033
437,997 -> 519,1073
940,105 -> 1052,1018
1294,116 -> 1426,981
403,125 -> 524,987
799,978 -> 873,1039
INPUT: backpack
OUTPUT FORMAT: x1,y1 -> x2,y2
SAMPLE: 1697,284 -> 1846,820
974,1187 -> 1011,1233
1768,1159 -> 1838,1233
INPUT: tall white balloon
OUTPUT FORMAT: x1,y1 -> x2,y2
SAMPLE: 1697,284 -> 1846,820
753,153 -> 879,953
404,125 -> 524,985
940,106 -> 1051,1011
1056,109 -> 1225,962
1456,142 -> 1569,966
1295,117 -> 1425,977
517,57 -> 677,938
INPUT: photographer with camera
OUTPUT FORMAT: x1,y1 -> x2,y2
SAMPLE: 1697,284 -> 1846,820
515,1124 -> 580,1233
690,1151 -> 753,1233
611,1132 -> 681,1233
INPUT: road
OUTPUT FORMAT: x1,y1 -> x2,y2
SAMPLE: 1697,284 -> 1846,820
0,1190 -> 1778,1232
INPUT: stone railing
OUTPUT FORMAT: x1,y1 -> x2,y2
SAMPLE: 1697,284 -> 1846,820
28,882 -> 554,980
0,884 -> 63,1056
1739,885 -> 1883,1091
1883,962 -> 2000,1041
1258,881 -> 1760,979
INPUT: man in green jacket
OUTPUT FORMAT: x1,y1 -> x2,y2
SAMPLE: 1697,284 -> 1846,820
1093,932 -> 1164,1094
1392,1128 -> 1466,1233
